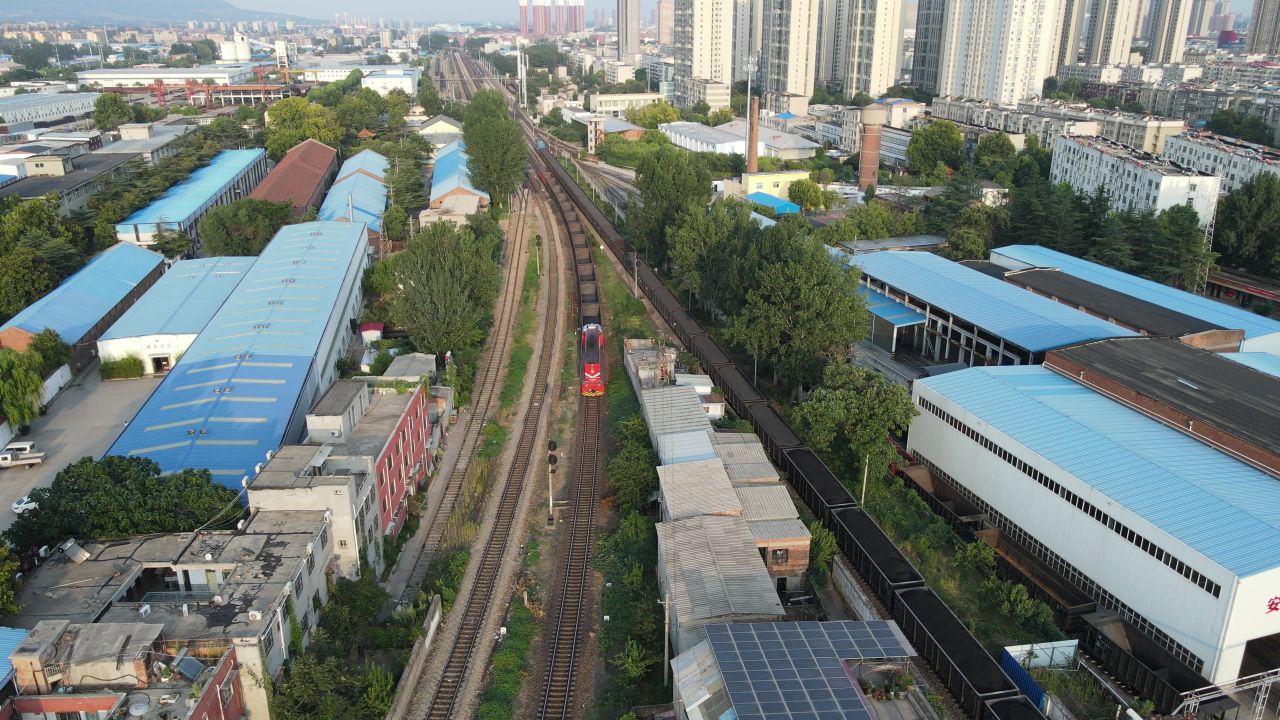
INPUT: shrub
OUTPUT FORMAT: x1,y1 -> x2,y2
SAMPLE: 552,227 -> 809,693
100,356 -> 144,379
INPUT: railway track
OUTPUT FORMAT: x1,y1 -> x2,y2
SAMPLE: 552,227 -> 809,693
397,174 -> 538,606
458,50 -> 609,720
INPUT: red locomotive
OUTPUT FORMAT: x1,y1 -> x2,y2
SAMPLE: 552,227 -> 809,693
580,323 -> 605,396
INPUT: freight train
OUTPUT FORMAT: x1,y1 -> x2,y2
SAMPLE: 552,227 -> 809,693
534,141 -> 1062,720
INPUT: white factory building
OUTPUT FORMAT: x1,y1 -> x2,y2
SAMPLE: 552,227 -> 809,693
1050,135 -> 1221,226
76,64 -> 261,87
1162,131 -> 1280,193
659,121 -> 752,155
907,362 -> 1280,684
0,92 -> 100,132
359,66 -> 422,96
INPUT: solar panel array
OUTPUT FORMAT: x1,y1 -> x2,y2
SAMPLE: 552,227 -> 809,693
706,621 -> 916,720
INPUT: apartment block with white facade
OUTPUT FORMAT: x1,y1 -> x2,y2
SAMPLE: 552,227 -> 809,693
761,0 -> 820,112
1162,131 -> 1280,192
934,0 -> 1064,105
673,0 -> 735,109
1017,98 -> 1186,152
1050,135 -> 1220,224
813,0 -> 903,97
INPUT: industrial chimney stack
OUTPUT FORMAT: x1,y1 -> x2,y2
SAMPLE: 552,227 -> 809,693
858,103 -> 888,191
747,96 -> 760,174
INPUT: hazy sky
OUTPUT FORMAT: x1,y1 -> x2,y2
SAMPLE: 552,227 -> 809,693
229,0 -> 649,24
230,0 -> 1252,28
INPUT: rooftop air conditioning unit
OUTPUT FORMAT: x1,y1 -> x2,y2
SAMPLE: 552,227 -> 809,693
138,604 -> 151,618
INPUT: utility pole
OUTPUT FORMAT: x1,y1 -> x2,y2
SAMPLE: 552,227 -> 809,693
658,593 -> 672,685
744,53 -> 758,124
860,456 -> 869,505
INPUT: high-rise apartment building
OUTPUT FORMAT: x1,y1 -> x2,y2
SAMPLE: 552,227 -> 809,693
1056,0 -> 1088,70
814,0 -> 903,96
1248,0 -> 1280,53
911,0 -> 946,93
659,0 -> 676,44
761,0 -> 821,112
1147,0 -> 1192,62
673,0 -> 736,108
520,0 -> 529,34
619,0 -> 642,59
1083,0 -> 1141,65
934,0 -> 1064,105
732,0 -> 765,81
1187,0 -> 1208,34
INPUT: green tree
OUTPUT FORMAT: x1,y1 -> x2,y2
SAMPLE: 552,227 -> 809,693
974,132 -> 1017,184
907,120 -> 964,174
390,221 -> 500,356
463,90 -> 527,209
0,348 -> 44,432
633,145 -> 712,265
0,195 -> 74,256
946,226 -> 987,261
726,230 -> 867,387
264,97 -> 344,160
669,198 -> 758,308
1145,204 -> 1210,288
0,546 -> 21,615
605,436 -> 658,513
198,199 -> 293,256
147,227 -> 193,259
1215,173 -> 1280,276
92,93 -> 134,131
706,107 -> 735,126
792,363 -> 917,482
787,178 -> 825,211
611,638 -> 658,686
385,88 -> 411,130
0,246 -> 53,322
28,328 -> 70,376
3,456 -> 239,553
625,101 -> 680,129
809,521 -> 838,587
1207,109 -> 1275,147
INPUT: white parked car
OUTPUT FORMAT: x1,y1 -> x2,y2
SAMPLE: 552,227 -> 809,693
11,496 -> 36,514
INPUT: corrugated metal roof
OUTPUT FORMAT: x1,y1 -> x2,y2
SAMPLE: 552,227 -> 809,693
429,141 -> 489,204
657,515 -> 786,651
642,385 -> 712,437
745,192 -> 801,215
100,256 -> 255,340
991,245 -> 1280,347
711,432 -> 779,485
1223,352 -> 1280,377
334,148 -> 388,182
0,626 -> 29,684
319,173 -> 387,232
749,517 -> 811,543
659,458 -> 741,520
116,149 -> 265,229
106,222 -> 367,486
850,250 -> 1136,352
656,430 -> 717,466
734,484 -> 799,522
1,242 -> 163,342
858,285 -> 926,327
249,139 -> 337,212
429,173 -> 490,204
917,365 -> 1280,577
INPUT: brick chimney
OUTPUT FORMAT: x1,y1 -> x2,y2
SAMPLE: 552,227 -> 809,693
859,103 -> 888,191
746,96 -> 760,174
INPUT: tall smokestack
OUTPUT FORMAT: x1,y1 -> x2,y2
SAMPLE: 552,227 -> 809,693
859,103 -> 887,191
747,96 -> 760,174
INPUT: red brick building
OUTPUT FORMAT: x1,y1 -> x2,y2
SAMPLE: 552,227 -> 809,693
249,138 -> 339,216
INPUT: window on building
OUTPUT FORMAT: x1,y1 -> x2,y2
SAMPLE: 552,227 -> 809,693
319,525 -> 329,551
261,621 -> 277,656
771,548 -> 789,565
306,552 -> 315,575
219,678 -> 235,707
312,591 -> 322,613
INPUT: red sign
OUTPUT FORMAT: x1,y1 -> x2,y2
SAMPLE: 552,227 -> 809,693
1267,597 -> 1280,614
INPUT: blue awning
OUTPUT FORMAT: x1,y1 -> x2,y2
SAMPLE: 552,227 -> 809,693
858,285 -> 926,327
0,627 -> 30,684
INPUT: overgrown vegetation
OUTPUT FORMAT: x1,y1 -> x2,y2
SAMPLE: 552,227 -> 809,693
98,355 -> 145,379
3,456 -> 240,554
498,237 -> 543,409
473,601 -> 537,720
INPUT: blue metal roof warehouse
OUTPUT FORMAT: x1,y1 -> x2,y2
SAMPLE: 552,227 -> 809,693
429,140 -> 489,207
99,256 -> 255,341
916,365 -> 1280,578
1,243 -> 163,344
319,149 -> 388,234
848,250 -> 1135,360
115,149 -> 266,237
744,192 -> 800,215
106,222 -> 368,486
0,242 -> 165,370
991,244 -> 1280,353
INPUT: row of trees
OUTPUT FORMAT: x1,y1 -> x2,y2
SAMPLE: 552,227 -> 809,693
0,196 -> 86,323
462,90 -> 526,209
